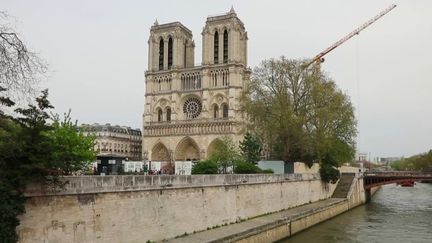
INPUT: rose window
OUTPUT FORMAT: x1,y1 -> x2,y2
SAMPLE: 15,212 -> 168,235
183,97 -> 202,119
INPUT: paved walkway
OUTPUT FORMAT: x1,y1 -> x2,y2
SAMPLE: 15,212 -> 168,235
167,198 -> 345,243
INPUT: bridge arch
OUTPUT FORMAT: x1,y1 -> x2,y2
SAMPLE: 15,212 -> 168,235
364,172 -> 432,189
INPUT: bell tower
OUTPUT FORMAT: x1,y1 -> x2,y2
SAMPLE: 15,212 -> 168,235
202,7 -> 248,66
148,20 -> 195,72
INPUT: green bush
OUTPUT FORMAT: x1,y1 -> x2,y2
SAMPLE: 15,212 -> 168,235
0,185 -> 26,243
234,160 -> 262,174
192,160 -> 218,174
260,168 -> 274,174
319,163 -> 340,184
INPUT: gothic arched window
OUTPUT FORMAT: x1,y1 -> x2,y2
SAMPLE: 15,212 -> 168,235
223,30 -> 228,63
157,109 -> 163,122
168,37 -> 173,69
213,105 -> 219,119
166,107 -> 171,122
159,39 -> 164,70
222,104 -> 228,119
214,31 -> 219,64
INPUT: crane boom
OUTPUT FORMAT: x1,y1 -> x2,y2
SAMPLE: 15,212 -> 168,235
305,4 -> 397,68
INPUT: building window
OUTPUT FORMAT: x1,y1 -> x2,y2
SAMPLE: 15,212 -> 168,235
157,109 -> 163,122
214,31 -> 219,64
168,37 -> 173,69
159,39 -> 164,70
222,104 -> 228,118
223,30 -> 228,63
213,105 -> 219,119
184,42 -> 187,67
166,107 -> 171,122
183,97 -> 202,119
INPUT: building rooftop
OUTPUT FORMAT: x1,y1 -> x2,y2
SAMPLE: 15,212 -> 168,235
206,7 -> 244,28
150,21 -> 193,37
81,123 -> 142,136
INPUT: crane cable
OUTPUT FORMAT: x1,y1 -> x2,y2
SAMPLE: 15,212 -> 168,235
355,34 -> 361,157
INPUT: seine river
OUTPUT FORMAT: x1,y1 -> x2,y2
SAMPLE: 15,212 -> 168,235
282,183 -> 432,243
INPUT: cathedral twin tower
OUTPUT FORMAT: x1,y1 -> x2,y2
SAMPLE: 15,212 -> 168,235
143,8 -> 249,165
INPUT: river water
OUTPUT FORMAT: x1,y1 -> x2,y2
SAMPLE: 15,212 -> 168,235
282,183 -> 432,243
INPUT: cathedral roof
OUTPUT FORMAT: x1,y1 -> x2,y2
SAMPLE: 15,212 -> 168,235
206,7 -> 244,29
150,21 -> 192,37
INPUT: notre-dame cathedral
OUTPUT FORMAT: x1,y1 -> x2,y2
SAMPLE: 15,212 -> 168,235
142,8 -> 249,165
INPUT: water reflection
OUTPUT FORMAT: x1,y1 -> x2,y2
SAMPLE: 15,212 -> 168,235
282,183 -> 432,243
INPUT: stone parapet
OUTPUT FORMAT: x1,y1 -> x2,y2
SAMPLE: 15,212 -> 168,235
24,173 -> 320,197
18,173 -> 338,242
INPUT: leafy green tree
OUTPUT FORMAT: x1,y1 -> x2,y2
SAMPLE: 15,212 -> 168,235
0,118 -> 26,243
191,159 -> 218,174
0,13 -> 55,242
0,90 -> 54,242
208,137 -> 241,174
46,110 -> 96,175
0,90 -> 96,242
391,150 -> 432,172
319,164 -> 341,184
239,132 -> 263,164
241,57 -> 357,183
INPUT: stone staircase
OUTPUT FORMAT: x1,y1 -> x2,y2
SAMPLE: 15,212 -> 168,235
332,173 -> 355,198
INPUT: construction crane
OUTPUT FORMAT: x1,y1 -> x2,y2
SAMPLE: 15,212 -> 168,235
304,4 -> 397,68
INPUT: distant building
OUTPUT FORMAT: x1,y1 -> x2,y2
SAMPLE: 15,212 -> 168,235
81,123 -> 142,161
377,157 -> 402,165
357,153 -> 369,162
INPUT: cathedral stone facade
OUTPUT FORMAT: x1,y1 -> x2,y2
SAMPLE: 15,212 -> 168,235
142,8 -> 250,163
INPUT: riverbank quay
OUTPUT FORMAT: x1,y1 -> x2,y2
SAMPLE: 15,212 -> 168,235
167,198 -> 346,243
168,173 -> 366,243
17,174 -> 340,242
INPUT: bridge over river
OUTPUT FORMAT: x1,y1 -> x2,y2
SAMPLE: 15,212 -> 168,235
364,171 -> 432,189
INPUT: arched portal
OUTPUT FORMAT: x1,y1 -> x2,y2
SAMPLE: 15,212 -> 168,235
175,137 -> 200,161
151,142 -> 170,161
207,138 -> 223,158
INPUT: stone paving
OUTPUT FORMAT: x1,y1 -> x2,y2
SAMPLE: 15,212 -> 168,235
167,198 -> 345,243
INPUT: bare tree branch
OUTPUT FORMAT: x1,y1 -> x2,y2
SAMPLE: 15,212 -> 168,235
0,11 -> 47,101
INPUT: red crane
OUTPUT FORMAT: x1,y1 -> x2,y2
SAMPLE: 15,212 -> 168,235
304,4 -> 397,68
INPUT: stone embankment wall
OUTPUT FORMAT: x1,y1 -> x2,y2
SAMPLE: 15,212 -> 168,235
18,174 -> 337,243
232,173 -> 367,242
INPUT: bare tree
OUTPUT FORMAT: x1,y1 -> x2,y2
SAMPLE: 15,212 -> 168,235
0,11 -> 46,101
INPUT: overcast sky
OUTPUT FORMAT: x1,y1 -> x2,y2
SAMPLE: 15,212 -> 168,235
3,0 -> 432,159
